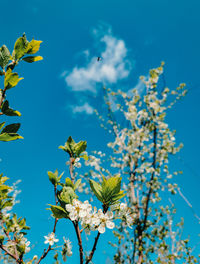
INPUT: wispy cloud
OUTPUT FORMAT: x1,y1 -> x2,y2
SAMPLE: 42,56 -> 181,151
72,103 -> 94,115
64,27 -> 132,93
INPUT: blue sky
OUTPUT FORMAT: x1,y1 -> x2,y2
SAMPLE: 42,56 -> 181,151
0,0 -> 200,262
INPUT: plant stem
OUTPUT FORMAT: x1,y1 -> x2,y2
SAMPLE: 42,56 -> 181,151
36,184 -> 58,264
73,221 -> 84,264
36,218 -> 58,264
85,232 -> 101,264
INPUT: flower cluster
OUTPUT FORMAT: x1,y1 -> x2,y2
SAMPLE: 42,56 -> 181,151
65,199 -> 131,234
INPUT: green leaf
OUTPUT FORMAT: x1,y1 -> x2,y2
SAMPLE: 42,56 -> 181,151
74,179 -> 81,190
22,56 -> 43,63
110,191 -> 126,204
13,34 -> 28,61
59,137 -> 87,158
80,154 -> 88,161
0,122 -> 5,131
0,184 -> 11,192
0,235 -> 4,244
0,45 -> 10,68
0,133 -> 23,142
1,200 -> 13,210
2,123 -> 20,134
4,69 -> 23,90
50,205 -> 68,219
48,170 -> 59,185
89,179 -> 103,202
26,39 -> 42,54
65,177 -> 74,188
1,100 -> 21,116
59,136 -> 76,156
58,186 -> 77,204
102,176 -> 122,197
74,141 -> 87,156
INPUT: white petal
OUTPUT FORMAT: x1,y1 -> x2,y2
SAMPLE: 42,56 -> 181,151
106,221 -> 115,229
65,204 -> 73,212
98,224 -> 105,234
106,211 -> 113,219
79,210 -> 87,218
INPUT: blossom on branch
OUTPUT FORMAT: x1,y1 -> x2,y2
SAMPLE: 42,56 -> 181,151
44,232 -> 59,246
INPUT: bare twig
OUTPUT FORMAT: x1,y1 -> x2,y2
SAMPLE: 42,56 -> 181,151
36,185 -> 58,264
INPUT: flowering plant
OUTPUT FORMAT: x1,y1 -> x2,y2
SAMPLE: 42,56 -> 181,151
0,35 -> 199,264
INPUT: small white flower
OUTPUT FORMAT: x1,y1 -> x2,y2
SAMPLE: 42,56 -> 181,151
65,199 -> 92,221
97,210 -> 115,234
74,158 -> 81,168
44,232 -> 58,246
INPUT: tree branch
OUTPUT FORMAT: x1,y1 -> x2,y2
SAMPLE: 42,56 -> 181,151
85,232 -> 101,264
73,221 -> 83,264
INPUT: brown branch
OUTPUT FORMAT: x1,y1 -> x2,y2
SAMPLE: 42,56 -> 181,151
73,221 -> 84,264
143,127 -> 157,230
0,87 -> 7,109
36,218 -> 58,264
85,232 -> 101,264
36,185 -> 58,264
69,157 -> 75,184
137,127 -> 157,264
85,206 -> 108,264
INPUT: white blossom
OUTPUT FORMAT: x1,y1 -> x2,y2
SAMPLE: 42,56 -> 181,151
44,232 -> 58,246
97,210 -> 115,234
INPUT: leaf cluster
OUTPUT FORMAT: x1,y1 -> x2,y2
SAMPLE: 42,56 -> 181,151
0,33 -> 43,142
59,136 -> 87,158
90,175 -> 125,208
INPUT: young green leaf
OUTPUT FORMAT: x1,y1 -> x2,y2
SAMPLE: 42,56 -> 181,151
50,205 -> 68,219
0,45 -> 10,68
58,186 -> 77,204
0,133 -> 23,142
1,123 -> 20,134
26,39 -> 42,54
13,34 -> 28,61
0,236 -> 4,244
74,140 -> 87,156
89,179 -> 103,202
65,177 -> 74,188
74,179 -> 82,190
48,170 -> 58,186
0,122 -> 5,131
1,100 -> 21,116
4,69 -> 23,90
59,136 -> 76,156
22,56 -> 43,63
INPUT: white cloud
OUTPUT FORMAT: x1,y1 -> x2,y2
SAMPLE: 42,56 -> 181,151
72,103 -> 94,115
64,30 -> 131,93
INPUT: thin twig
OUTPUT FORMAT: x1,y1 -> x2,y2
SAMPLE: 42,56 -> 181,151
72,222 -> 84,264
36,185 -> 58,264
36,218 -> 58,264
85,232 -> 101,264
